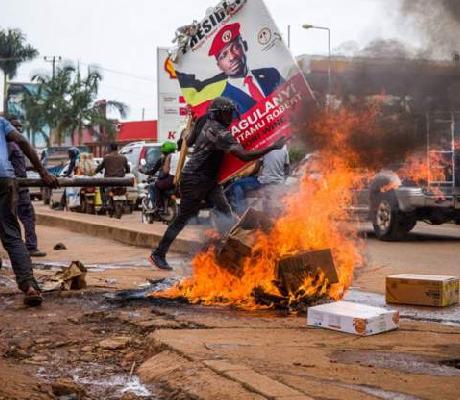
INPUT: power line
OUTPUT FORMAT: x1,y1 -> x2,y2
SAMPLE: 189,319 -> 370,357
78,61 -> 155,82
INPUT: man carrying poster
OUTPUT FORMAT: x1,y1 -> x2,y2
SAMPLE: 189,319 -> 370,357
174,0 -> 316,183
149,97 -> 285,270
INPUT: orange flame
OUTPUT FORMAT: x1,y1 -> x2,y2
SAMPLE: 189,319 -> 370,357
152,106 -> 375,308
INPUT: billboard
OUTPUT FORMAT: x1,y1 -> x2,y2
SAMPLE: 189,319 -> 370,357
173,0 -> 315,182
157,47 -> 188,143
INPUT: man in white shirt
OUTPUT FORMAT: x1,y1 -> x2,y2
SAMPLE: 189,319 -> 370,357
228,145 -> 290,215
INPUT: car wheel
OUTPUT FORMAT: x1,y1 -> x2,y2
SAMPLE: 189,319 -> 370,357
372,191 -> 416,241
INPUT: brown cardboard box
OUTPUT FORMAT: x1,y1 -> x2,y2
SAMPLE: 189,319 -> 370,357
276,249 -> 339,295
386,274 -> 459,307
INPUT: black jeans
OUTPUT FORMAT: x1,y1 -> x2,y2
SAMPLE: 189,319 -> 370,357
154,174 -> 235,257
0,178 -> 38,292
17,189 -> 38,251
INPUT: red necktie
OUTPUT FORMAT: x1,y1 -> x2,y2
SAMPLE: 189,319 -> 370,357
244,75 -> 265,102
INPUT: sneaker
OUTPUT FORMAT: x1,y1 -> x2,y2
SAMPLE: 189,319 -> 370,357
148,253 -> 173,270
29,249 -> 47,257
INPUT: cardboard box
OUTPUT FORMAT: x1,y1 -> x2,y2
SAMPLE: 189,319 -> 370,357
307,301 -> 399,336
386,274 -> 459,307
276,249 -> 339,295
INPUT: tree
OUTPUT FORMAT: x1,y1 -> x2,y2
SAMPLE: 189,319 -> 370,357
0,28 -> 38,113
26,63 -> 128,146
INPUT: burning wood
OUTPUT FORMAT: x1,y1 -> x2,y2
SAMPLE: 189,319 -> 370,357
216,208 -> 273,277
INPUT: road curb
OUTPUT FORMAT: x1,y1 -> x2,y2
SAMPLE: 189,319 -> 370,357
35,211 -> 201,254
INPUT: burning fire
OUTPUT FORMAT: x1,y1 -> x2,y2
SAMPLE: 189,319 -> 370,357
152,106 -> 375,309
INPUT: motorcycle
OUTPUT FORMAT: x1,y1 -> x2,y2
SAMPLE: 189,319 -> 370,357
141,177 -> 178,225
106,187 -> 128,219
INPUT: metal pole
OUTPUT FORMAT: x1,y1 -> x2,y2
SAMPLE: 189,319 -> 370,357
302,25 -> 332,95
287,25 -> 291,49
44,55 -> 62,79
327,28 -> 332,95
16,176 -> 135,188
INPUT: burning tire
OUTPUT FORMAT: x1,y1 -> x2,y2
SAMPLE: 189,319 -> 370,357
372,190 -> 416,241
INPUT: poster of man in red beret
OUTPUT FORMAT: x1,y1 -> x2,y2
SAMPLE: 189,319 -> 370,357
173,0 -> 316,182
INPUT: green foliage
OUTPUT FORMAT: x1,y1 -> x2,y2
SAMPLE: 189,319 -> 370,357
23,63 -> 128,146
0,28 -> 38,78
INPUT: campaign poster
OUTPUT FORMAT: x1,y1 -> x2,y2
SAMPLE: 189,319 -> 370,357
173,0 -> 316,182
157,47 -> 188,143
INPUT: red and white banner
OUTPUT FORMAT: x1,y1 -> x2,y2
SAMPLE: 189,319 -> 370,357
173,0 -> 315,182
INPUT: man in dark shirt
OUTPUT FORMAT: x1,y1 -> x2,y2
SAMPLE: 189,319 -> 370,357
95,143 -> 130,177
150,96 -> 286,270
94,143 -> 130,211
7,116 -> 46,257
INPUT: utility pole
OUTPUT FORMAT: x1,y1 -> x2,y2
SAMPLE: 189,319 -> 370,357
287,25 -> 291,49
43,55 -> 62,78
142,108 -> 145,121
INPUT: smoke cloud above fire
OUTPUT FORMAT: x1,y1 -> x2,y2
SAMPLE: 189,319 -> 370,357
399,0 -> 460,59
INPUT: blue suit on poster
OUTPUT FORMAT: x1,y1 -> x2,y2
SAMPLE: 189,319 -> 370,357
221,68 -> 284,115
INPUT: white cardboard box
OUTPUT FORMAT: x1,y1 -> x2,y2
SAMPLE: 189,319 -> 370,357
307,301 -> 399,336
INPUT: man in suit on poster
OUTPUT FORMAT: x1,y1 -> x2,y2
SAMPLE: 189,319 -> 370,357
208,22 -> 284,115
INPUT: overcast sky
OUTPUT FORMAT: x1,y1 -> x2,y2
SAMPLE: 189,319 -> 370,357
2,0 -> 416,120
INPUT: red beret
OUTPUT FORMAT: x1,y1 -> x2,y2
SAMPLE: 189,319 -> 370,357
208,23 -> 241,57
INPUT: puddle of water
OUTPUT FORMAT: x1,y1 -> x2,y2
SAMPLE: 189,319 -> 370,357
39,364 -> 157,399
345,288 -> 460,326
74,373 -> 152,397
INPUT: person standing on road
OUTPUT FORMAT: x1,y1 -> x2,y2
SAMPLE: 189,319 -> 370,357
149,96 -> 286,270
7,116 -> 47,257
0,116 -> 58,306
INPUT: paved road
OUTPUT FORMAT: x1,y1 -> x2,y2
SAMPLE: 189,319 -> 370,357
357,222 -> 460,293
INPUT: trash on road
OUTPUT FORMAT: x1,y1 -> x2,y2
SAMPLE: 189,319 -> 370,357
39,261 -> 87,292
307,301 -> 399,336
386,274 -> 459,307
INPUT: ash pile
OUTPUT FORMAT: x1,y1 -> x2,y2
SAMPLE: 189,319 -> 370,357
216,208 -> 339,312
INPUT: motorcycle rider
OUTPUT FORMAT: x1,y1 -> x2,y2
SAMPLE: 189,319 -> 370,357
149,96 -> 286,270
140,141 -> 177,212
94,142 -> 130,211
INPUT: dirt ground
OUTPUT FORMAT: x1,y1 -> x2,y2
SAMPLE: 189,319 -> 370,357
0,223 -> 459,399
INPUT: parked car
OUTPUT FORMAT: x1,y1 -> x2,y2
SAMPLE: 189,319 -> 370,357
119,141 -> 163,207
